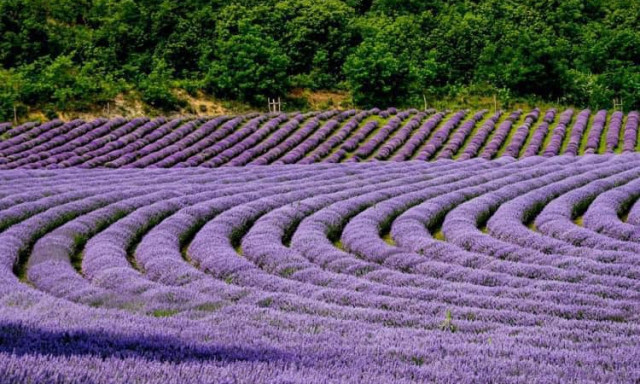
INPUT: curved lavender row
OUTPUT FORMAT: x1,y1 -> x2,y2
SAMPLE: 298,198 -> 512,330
415,110 -> 467,161
522,109 -> 557,157
584,110 -> 608,154
248,113 -> 325,166
542,109 -> 574,157
605,111 -> 624,153
241,112 -> 328,166
298,110 -> 373,164
3,109 -> 640,169
155,115 -> 261,168
622,111 -> 639,153
225,113 -> 307,166
563,109 -> 591,156
533,163 -> 640,253
480,110 -> 522,159
582,177 -> 640,241
502,109 -> 540,158
436,110 -> 487,160
165,113 -> 272,167
3,158 -> 640,382
354,110 -> 416,160
55,118 -> 150,168
2,121 -> 38,139
80,118 -> 170,168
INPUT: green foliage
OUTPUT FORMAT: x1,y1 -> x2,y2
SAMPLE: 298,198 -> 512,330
205,23 -> 290,105
0,0 -> 637,113
138,58 -> 184,111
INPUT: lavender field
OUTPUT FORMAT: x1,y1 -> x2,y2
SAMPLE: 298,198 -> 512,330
1,110 -> 640,383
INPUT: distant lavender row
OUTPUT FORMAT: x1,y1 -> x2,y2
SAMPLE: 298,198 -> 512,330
1,108 -> 639,168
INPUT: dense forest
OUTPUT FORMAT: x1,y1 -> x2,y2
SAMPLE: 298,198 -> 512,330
0,0 -> 638,120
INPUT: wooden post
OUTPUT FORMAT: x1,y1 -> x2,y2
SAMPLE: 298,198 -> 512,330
493,95 -> 497,114
423,94 -> 427,111
613,98 -> 623,111
13,105 -> 17,125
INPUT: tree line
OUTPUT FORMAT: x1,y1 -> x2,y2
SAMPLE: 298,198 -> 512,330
0,0 -> 638,120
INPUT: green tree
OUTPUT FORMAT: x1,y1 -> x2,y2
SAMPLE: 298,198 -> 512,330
205,23 -> 290,105
344,39 -> 416,107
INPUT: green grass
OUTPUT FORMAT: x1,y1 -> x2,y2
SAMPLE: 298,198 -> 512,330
573,216 -> 583,227
433,229 -> 446,241
382,232 -> 396,246
195,302 -> 224,312
152,309 -> 180,318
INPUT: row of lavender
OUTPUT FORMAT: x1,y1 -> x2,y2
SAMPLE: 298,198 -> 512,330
0,108 -> 638,169
2,155 -> 640,382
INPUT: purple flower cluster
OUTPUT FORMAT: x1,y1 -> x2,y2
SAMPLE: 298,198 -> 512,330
605,111 -> 624,153
563,109 -> 591,156
584,110 -> 608,154
622,111 -> 639,153
0,122 -> 12,135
